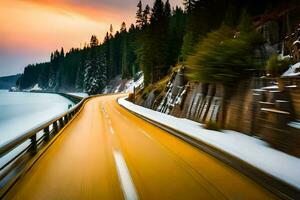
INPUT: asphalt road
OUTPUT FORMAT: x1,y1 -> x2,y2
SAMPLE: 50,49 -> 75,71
4,94 -> 279,200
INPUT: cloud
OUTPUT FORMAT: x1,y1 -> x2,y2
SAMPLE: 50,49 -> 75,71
0,0 -> 183,76
20,0 -> 137,23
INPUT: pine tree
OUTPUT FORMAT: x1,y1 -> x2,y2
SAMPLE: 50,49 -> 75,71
121,35 -> 129,78
60,47 -> 65,58
103,32 -> 110,43
164,0 -> 171,18
151,0 -> 164,24
48,50 -> 60,89
129,24 -> 135,32
136,0 -> 143,29
142,5 -> 150,28
84,54 -> 103,95
75,64 -> 83,91
109,24 -> 114,38
168,6 -> 185,63
100,49 -> 108,88
120,22 -> 127,33
90,35 -> 99,47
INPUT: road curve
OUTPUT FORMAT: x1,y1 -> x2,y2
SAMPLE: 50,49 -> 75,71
4,94 -> 279,200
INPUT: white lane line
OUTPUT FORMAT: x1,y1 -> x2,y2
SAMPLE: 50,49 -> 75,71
113,150 -> 139,200
109,126 -> 115,135
102,107 -> 109,118
103,106 -> 114,135
107,119 -> 114,135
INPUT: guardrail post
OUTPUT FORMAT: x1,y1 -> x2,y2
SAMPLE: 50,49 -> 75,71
66,114 -> 70,121
44,127 -> 50,141
53,121 -> 58,133
64,115 -> 68,123
59,118 -> 64,128
29,134 -> 37,153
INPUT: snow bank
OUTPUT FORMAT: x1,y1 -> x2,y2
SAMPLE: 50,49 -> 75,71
282,62 -> 300,77
67,92 -> 88,98
22,84 -> 42,92
103,72 -> 144,94
118,97 -> 300,189
124,74 -> 144,93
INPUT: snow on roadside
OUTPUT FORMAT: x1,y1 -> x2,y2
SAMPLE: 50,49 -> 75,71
282,62 -> 300,77
103,72 -> 144,94
118,97 -> 300,189
67,92 -> 88,98
23,84 -> 42,92
124,74 -> 144,93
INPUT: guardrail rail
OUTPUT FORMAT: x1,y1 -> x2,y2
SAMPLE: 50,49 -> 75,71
0,93 -> 86,198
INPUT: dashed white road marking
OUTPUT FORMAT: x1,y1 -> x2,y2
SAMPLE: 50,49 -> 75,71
113,150 -> 139,200
109,125 -> 115,135
106,118 -> 114,135
102,107 -> 109,118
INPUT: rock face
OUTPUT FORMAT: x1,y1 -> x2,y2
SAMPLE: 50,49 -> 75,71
136,67 -> 300,157
156,68 -> 186,114
142,91 -> 156,109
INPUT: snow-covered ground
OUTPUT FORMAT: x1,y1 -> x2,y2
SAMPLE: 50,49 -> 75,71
67,92 -> 88,98
0,90 -> 74,146
123,73 -> 144,93
118,97 -> 300,189
103,72 -> 144,94
22,84 -> 42,92
282,62 -> 300,77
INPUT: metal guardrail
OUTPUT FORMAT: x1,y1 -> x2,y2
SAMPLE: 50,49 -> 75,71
0,93 -> 87,197
0,95 -> 84,157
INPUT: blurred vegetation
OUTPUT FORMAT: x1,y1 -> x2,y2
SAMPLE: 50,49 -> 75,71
186,11 -> 265,86
185,10 -> 267,128
204,121 -> 221,131
266,55 -> 294,77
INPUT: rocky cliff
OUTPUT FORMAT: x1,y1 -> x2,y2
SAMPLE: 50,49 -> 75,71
133,66 -> 300,157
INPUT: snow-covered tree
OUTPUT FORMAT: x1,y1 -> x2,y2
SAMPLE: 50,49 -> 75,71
84,48 -> 107,95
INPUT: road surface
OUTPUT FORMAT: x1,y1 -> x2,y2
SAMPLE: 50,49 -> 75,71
4,94 -> 278,200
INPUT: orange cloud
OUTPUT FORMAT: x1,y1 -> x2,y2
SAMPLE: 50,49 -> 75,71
0,0 -> 135,54
19,0 -> 135,25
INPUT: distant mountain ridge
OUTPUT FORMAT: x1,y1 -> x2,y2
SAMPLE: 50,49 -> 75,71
0,74 -> 21,89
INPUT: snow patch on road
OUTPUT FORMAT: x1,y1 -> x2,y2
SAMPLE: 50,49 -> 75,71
118,97 -> 300,189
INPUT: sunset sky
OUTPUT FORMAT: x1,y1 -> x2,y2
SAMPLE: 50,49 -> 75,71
0,0 -> 182,76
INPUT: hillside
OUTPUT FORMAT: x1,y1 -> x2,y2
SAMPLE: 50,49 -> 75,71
0,74 -> 21,89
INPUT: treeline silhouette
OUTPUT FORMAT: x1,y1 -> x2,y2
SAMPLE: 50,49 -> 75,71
16,0 -> 289,94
